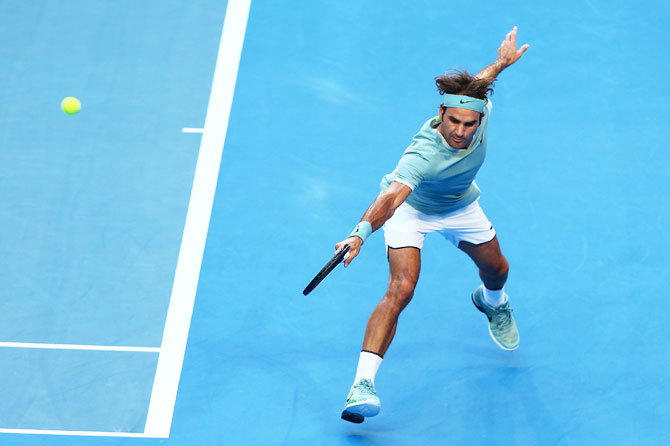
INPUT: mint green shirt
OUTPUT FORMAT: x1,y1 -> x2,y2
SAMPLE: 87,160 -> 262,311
380,100 -> 493,215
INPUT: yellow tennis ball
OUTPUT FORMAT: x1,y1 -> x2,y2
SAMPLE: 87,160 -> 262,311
61,97 -> 81,115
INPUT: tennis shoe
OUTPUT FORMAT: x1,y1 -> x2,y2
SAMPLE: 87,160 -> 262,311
471,285 -> 519,350
341,379 -> 380,423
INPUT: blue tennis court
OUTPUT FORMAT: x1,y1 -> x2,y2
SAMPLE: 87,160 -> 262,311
0,0 -> 668,444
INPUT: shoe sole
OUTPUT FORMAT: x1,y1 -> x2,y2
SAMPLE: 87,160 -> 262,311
471,292 -> 519,351
341,410 -> 365,423
342,401 -> 380,418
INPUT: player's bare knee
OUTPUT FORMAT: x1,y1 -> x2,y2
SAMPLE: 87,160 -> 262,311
385,279 -> 416,311
479,256 -> 509,281
483,257 -> 509,281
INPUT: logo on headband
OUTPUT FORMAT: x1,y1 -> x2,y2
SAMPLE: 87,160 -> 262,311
443,94 -> 486,113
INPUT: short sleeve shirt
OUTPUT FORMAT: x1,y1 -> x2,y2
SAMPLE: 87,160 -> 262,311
380,100 -> 493,215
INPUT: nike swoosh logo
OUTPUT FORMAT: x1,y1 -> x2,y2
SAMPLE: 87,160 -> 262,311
460,99 -> 473,104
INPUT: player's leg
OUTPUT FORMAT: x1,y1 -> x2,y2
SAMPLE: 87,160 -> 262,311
459,236 -> 519,350
341,201 -> 425,423
437,200 -> 518,350
341,244 -> 421,423
341,247 -> 421,423
362,246 -> 421,356
458,235 -> 508,292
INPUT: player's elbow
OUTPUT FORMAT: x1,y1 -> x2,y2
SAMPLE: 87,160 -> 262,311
383,185 -> 410,210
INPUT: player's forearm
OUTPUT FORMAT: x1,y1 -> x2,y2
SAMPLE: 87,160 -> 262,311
476,60 -> 505,84
337,188 -> 404,266
360,190 -> 404,231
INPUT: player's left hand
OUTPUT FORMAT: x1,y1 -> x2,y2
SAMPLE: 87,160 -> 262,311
497,26 -> 529,68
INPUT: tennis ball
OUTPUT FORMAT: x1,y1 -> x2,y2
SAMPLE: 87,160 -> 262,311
61,97 -> 81,115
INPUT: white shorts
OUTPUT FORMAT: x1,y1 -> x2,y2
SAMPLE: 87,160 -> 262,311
382,200 -> 496,250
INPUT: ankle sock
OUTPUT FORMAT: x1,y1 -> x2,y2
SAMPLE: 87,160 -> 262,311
353,351 -> 383,386
483,286 -> 507,307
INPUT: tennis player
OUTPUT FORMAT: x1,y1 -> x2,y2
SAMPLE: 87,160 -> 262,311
336,26 -> 530,423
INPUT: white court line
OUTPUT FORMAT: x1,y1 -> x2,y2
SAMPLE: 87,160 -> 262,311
0,342 -> 159,353
144,0 -> 251,438
182,127 -> 204,133
0,429 -> 152,438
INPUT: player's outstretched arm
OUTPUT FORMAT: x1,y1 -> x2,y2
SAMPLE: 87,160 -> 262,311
335,181 -> 412,267
476,26 -> 530,83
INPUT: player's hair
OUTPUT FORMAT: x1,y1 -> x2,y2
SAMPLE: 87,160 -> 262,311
435,69 -> 494,100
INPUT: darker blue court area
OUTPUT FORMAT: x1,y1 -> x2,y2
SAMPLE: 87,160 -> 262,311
1,0 -> 669,445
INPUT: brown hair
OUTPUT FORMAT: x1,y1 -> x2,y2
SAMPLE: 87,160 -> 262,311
435,69 -> 494,100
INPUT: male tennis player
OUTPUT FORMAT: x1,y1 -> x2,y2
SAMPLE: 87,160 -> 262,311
335,27 -> 530,423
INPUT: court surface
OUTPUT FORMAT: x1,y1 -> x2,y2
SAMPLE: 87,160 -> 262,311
0,0 -> 668,444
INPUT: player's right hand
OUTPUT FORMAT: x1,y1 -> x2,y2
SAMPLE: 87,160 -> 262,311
335,236 -> 363,268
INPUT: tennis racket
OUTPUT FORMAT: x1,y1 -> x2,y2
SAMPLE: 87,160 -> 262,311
302,244 -> 350,296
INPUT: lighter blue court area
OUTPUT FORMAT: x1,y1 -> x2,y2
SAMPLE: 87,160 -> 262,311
0,0 -> 669,445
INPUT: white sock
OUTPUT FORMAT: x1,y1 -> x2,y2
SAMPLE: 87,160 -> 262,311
483,286 -> 507,307
353,351 -> 383,386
